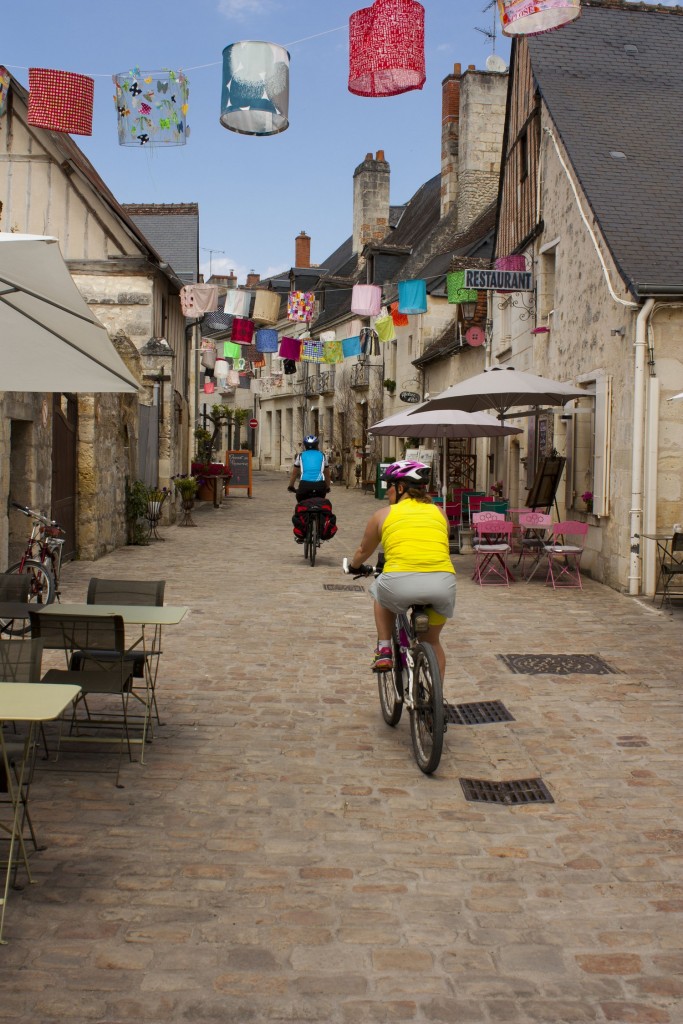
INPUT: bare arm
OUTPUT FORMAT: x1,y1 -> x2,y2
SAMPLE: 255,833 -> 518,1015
349,509 -> 386,567
288,465 -> 299,487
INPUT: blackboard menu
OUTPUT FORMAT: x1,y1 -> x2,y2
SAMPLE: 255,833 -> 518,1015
225,450 -> 253,496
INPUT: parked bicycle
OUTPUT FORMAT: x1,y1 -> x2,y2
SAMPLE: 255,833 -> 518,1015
1,502 -> 65,635
343,558 -> 445,774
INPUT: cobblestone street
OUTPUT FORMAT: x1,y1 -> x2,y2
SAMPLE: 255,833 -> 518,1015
1,471 -> 681,1024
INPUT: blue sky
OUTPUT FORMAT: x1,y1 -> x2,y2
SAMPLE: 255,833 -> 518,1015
4,0 -> 511,282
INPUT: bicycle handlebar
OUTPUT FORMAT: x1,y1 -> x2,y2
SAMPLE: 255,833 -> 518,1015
342,557 -> 377,579
11,501 -> 64,533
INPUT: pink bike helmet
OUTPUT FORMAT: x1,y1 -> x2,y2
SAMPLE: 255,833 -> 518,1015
381,460 -> 431,486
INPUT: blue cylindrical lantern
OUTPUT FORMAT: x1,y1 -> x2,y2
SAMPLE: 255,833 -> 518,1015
113,69 -> 189,147
256,329 -> 279,353
220,41 -> 290,136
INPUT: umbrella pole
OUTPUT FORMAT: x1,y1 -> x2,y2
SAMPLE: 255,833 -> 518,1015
442,441 -> 447,513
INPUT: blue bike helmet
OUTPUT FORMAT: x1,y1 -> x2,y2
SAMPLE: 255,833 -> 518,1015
303,435 -> 319,449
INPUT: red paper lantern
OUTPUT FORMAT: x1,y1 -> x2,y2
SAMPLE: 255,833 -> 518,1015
28,68 -> 94,136
349,0 -> 426,98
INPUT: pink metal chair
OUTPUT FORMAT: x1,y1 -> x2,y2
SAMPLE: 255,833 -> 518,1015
516,511 -> 553,581
544,520 -> 589,589
473,520 -> 514,586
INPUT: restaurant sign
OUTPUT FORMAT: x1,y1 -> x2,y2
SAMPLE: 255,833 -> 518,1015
399,391 -> 421,404
465,269 -> 533,291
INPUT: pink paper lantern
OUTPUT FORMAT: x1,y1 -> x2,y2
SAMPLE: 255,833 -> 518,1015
495,254 -> 527,294
28,68 -> 94,136
349,0 -> 426,98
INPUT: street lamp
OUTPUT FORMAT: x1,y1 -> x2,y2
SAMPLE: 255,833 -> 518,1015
461,299 -> 478,320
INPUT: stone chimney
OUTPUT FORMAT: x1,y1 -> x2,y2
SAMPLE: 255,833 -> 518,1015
352,150 -> 390,254
440,64 -> 461,220
295,231 -> 311,268
446,64 -> 508,232
246,271 -> 261,288
226,269 -> 237,289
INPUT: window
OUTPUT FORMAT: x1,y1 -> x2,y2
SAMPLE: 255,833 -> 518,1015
563,372 -> 611,517
538,239 -> 558,321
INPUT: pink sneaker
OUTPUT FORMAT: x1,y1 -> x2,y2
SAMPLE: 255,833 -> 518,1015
372,646 -> 393,673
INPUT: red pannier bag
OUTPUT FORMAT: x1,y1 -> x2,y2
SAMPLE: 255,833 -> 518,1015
292,497 -> 337,541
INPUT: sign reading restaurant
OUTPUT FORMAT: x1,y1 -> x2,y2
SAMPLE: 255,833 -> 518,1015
465,269 -> 533,291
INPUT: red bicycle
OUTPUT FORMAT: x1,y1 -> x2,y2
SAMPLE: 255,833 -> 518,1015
1,502 -> 65,635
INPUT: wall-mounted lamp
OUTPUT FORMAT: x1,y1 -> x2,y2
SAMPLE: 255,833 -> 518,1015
461,300 -> 477,320
610,327 -> 625,337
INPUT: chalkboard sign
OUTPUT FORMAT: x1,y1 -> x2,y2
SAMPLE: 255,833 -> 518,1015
526,456 -> 565,511
225,450 -> 253,497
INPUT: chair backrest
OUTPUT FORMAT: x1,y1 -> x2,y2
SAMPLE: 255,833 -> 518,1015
468,495 -> 494,515
518,512 -> 552,529
461,491 -> 484,513
0,573 -> 31,602
671,532 -> 683,554
475,521 -> 513,539
472,511 -> 505,525
551,521 -> 588,546
29,612 -> 126,654
0,638 -> 44,682
87,578 -> 165,606
480,499 -> 509,515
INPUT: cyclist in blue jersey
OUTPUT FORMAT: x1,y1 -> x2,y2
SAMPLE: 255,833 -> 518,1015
288,435 -> 331,500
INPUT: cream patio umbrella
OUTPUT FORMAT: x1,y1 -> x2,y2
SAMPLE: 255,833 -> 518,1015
0,234 -> 139,393
413,365 -> 586,419
368,405 -> 522,511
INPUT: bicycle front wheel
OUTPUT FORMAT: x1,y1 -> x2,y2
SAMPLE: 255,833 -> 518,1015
377,632 -> 404,727
309,515 -> 319,567
409,641 -> 444,775
2,560 -> 55,636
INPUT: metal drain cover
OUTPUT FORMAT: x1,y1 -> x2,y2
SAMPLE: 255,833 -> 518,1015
323,584 -> 365,592
444,700 -> 514,725
460,778 -> 554,805
498,654 -> 616,675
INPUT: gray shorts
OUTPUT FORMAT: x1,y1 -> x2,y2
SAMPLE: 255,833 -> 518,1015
369,572 -> 456,621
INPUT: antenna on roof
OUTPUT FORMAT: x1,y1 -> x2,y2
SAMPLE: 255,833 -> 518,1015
476,0 -> 498,55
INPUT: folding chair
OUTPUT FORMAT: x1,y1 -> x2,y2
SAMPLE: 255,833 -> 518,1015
660,532 -> 683,609
29,612 -> 135,787
473,521 -> 514,587
0,574 -> 31,637
480,499 -> 510,516
0,639 -> 45,875
458,491 -> 485,550
87,579 -> 165,728
544,521 -> 588,589
516,511 -> 552,581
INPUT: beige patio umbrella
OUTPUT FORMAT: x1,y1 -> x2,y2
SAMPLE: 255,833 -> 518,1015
414,366 -> 586,419
0,233 -> 139,392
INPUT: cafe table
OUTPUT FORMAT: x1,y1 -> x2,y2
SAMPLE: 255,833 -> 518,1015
641,533 -> 674,601
0,681 -> 80,944
34,604 -> 188,757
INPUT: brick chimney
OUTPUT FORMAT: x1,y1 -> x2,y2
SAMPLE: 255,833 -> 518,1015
441,63 -> 461,220
352,150 -> 390,254
295,231 -> 311,268
246,271 -> 261,288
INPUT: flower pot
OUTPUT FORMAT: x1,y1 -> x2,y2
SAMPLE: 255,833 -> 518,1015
197,481 -> 215,502
178,497 -> 197,527
585,501 -> 593,514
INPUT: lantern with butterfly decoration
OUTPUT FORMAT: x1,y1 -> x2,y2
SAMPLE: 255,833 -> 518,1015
113,68 -> 189,147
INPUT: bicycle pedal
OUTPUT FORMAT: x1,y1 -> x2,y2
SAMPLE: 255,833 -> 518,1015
413,612 -> 430,633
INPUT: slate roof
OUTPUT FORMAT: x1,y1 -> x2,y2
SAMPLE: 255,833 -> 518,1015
527,0 -> 683,298
124,204 -> 199,284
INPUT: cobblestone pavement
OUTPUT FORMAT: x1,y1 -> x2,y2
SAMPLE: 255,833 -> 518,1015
1,472 -> 681,1024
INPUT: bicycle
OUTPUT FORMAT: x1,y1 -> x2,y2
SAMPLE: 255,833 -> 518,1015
1,502 -> 65,635
343,558 -> 445,775
303,508 -> 321,567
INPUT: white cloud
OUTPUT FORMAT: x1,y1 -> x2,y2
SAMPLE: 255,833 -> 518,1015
217,0 -> 277,19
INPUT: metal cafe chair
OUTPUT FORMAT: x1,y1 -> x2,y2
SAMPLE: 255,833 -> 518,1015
472,520 -> 514,586
544,521 -> 589,589
660,532 -> 683,608
516,511 -> 552,581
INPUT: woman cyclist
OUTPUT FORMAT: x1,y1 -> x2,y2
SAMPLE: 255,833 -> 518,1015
347,460 -> 456,678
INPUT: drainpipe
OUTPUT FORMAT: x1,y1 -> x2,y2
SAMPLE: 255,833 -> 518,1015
629,297 -> 655,596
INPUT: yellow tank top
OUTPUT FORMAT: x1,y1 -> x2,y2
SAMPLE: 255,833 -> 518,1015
381,500 -> 455,574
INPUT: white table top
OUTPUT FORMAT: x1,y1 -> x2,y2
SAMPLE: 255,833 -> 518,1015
34,604 -> 188,626
0,682 -> 81,723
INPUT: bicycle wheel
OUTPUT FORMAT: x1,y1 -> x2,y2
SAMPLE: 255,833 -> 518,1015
377,630 -> 404,726
309,515 -> 319,567
2,560 -> 55,636
303,517 -> 311,560
409,641 -> 444,775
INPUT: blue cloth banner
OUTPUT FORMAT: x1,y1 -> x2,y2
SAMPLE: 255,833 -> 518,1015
342,336 -> 362,358
397,279 -> 427,314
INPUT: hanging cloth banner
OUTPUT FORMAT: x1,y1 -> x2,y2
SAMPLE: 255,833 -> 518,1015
227,369 -> 240,386
342,336 -> 362,359
390,301 -> 409,327
374,314 -> 396,342
279,336 -> 302,361
446,270 -> 478,304
397,279 -> 427,314
231,317 -> 255,344
255,328 -> 279,353
360,327 -> 379,356
351,283 -> 382,316
28,67 -> 95,136
252,289 -> 281,324
348,0 -> 426,98
283,359 -> 297,375
224,289 -> 252,316
180,284 -> 219,317
287,291 -> 316,323
223,341 -> 241,359
113,68 -> 189,147
301,339 -> 325,362
322,340 -> 344,364
0,67 -> 10,118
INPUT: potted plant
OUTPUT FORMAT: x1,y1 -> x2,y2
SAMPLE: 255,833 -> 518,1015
491,479 -> 504,498
383,378 -> 396,395
582,490 -> 594,514
174,475 -> 199,527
